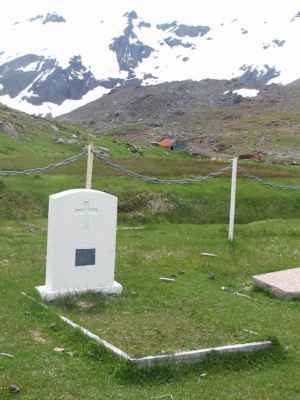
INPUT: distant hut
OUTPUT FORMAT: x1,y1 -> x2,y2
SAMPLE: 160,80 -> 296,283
159,138 -> 176,150
158,138 -> 186,151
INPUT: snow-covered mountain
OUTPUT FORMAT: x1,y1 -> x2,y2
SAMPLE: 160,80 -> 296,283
1,9 -> 300,117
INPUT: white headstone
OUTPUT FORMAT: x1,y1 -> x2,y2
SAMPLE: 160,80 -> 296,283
36,189 -> 122,301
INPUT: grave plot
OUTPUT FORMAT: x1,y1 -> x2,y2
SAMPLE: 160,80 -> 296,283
46,222 -> 291,358
2,215 -> 299,396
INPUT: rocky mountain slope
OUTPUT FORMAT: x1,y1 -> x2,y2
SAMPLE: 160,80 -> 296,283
1,75 -> 300,162
60,78 -> 300,161
60,79 -> 242,130
1,8 -> 300,116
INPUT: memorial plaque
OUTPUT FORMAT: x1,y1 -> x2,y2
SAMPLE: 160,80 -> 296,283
75,249 -> 96,267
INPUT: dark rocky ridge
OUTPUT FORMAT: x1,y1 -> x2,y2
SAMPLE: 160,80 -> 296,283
174,24 -> 210,37
29,13 -> 66,24
164,37 -> 194,48
239,65 -> 280,86
110,11 -> 154,78
29,56 -> 99,105
43,13 -> 66,24
0,54 -> 45,98
272,39 -> 285,47
29,15 -> 44,23
0,54 -> 99,105
157,21 -> 210,37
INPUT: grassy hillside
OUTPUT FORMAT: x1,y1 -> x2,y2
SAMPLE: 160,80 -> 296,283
1,131 -> 300,224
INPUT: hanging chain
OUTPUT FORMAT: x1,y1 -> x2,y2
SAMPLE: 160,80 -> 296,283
239,167 -> 300,190
0,150 -> 87,177
93,150 -> 231,184
1,145 -> 299,189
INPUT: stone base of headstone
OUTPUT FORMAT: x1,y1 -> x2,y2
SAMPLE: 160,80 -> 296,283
36,281 -> 123,302
253,267 -> 300,299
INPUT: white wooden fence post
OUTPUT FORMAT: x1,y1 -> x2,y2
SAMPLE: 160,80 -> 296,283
228,157 -> 238,241
86,144 -> 94,189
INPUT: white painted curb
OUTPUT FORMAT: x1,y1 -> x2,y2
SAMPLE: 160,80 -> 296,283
22,292 -> 273,368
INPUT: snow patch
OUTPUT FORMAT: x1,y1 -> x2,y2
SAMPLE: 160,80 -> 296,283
233,88 -> 260,97
17,61 -> 40,72
0,85 -> 110,117
38,67 -> 57,82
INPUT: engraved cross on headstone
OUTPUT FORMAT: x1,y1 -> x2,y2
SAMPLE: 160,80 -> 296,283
75,200 -> 98,230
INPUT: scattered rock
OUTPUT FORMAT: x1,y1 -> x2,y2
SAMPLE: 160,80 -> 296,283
54,347 -> 65,353
55,137 -> 78,145
0,352 -> 14,358
160,277 -> 176,283
221,286 -> 252,299
31,330 -> 47,344
234,292 -> 252,299
0,121 -> 20,138
9,384 -> 20,394
221,286 -> 232,292
242,329 -> 258,335
78,301 -> 95,310
21,223 -> 38,233
119,226 -> 145,231
201,252 -> 217,257
50,124 -> 59,132
151,394 -> 174,400
97,146 -> 110,153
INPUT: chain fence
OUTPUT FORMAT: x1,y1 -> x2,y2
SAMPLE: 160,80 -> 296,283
0,150 -> 87,177
239,167 -> 300,191
93,150 -> 231,184
1,146 -> 300,191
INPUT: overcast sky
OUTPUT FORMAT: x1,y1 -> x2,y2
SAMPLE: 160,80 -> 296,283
2,0 -> 300,26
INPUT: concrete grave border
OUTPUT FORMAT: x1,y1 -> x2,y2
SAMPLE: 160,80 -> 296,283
22,292 -> 273,368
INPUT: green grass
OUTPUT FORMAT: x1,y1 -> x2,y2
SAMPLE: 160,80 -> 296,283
1,218 -> 300,399
2,169 -> 300,224
49,221 -> 300,356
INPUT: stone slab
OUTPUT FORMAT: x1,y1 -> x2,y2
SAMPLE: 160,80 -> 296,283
253,267 -> 300,299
